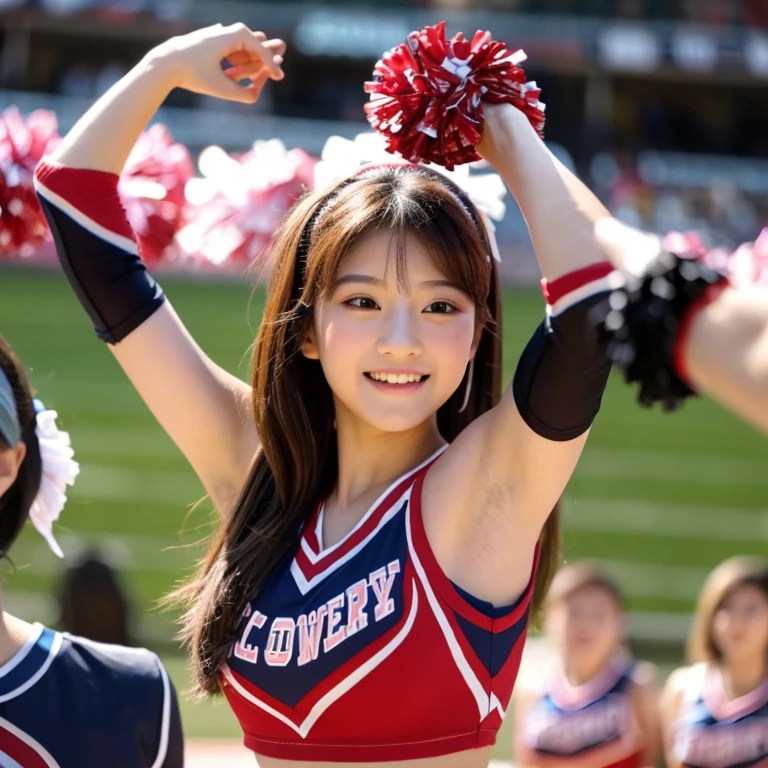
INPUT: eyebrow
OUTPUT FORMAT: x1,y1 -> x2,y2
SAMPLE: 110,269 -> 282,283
334,274 -> 461,290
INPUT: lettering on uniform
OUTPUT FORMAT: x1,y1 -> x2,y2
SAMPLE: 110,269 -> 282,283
264,618 -> 296,666
677,721 -> 768,767
526,698 -> 626,755
369,560 -> 400,621
234,559 -> 402,667
297,607 -> 328,666
323,594 -> 347,653
345,579 -> 369,636
233,604 -> 268,663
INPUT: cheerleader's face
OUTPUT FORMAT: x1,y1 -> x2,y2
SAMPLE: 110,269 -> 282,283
551,585 -> 624,665
304,228 -> 478,433
0,441 -> 25,499
712,584 -> 768,662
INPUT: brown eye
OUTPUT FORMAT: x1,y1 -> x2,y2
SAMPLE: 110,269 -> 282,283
346,297 -> 379,310
424,301 -> 456,314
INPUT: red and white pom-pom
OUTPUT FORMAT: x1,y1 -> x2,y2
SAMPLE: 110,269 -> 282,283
118,124 -> 193,266
0,171 -> 49,257
0,106 -> 61,257
364,21 -> 545,170
0,106 -> 61,176
176,139 -> 317,268
661,230 -> 707,259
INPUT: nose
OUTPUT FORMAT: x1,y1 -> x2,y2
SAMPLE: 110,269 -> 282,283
376,305 -> 423,358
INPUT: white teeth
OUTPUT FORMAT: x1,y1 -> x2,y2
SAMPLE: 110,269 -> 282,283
369,372 -> 424,384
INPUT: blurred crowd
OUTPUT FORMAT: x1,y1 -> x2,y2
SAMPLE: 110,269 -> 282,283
594,154 -> 768,248
3,0 -> 768,25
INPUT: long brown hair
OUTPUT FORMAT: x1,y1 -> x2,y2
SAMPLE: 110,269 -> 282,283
686,556 -> 768,664
0,335 -> 42,558
171,165 -> 561,695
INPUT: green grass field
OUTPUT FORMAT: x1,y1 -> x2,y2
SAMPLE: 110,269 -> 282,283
1,268 -> 766,752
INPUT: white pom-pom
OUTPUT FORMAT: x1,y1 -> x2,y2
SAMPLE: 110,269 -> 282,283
29,406 -> 79,558
314,131 -> 508,262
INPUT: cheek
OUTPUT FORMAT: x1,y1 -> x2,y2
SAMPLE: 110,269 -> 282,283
712,612 -> 731,638
429,320 -> 475,362
0,454 -> 19,498
315,310 -> 371,363
748,611 -> 768,639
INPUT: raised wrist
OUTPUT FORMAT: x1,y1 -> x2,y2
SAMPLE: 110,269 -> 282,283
141,43 -> 184,91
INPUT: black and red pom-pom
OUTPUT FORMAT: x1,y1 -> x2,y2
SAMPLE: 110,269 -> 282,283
364,21 -> 545,170
595,250 -> 727,412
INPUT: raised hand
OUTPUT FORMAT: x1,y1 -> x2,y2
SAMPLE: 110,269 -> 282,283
157,23 -> 285,104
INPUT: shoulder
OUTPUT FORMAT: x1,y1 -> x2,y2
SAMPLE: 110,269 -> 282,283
59,633 -> 172,704
659,664 -> 700,717
663,664 -> 704,696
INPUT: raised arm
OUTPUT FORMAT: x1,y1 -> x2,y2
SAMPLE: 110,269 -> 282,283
35,25 -> 284,512
434,105 -> 614,566
425,104 -> 616,604
683,286 -> 768,433
595,217 -> 768,435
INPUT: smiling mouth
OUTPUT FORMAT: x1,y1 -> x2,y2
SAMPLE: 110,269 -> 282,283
364,372 -> 429,385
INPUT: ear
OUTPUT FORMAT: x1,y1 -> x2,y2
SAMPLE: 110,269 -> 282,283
301,323 -> 320,360
13,441 -> 26,470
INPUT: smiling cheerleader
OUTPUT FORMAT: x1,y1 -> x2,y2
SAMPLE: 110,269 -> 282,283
34,22 -> 619,767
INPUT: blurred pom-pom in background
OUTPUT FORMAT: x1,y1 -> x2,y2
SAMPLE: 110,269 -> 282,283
118,124 -> 194,266
0,107 -> 61,257
176,139 -> 316,269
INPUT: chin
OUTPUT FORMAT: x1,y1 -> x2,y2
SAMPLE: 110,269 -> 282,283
366,411 -> 434,433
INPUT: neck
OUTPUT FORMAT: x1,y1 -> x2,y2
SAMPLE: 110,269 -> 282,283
720,657 -> 768,700
562,651 -> 616,688
0,593 -> 35,667
332,407 -> 445,511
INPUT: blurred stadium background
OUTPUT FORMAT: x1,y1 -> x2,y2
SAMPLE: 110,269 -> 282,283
1,0 -> 768,762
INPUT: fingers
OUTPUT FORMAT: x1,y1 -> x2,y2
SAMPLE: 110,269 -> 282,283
224,56 -> 282,82
219,73 -> 266,104
226,23 -> 284,80
227,39 -> 285,67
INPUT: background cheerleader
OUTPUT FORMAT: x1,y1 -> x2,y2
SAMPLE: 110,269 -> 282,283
0,333 -> 183,767
660,556 -> 768,768
514,561 -> 659,768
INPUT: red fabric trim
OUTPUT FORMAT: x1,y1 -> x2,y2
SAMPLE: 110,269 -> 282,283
541,262 -> 614,306
301,505 -> 322,554
409,470 -> 540,632
242,728 -> 494,762
34,159 -> 134,243
0,726 -> 52,768
672,281 -> 729,386
295,459 -> 439,580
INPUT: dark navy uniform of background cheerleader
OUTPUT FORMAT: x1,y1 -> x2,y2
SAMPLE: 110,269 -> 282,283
0,623 -> 183,768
